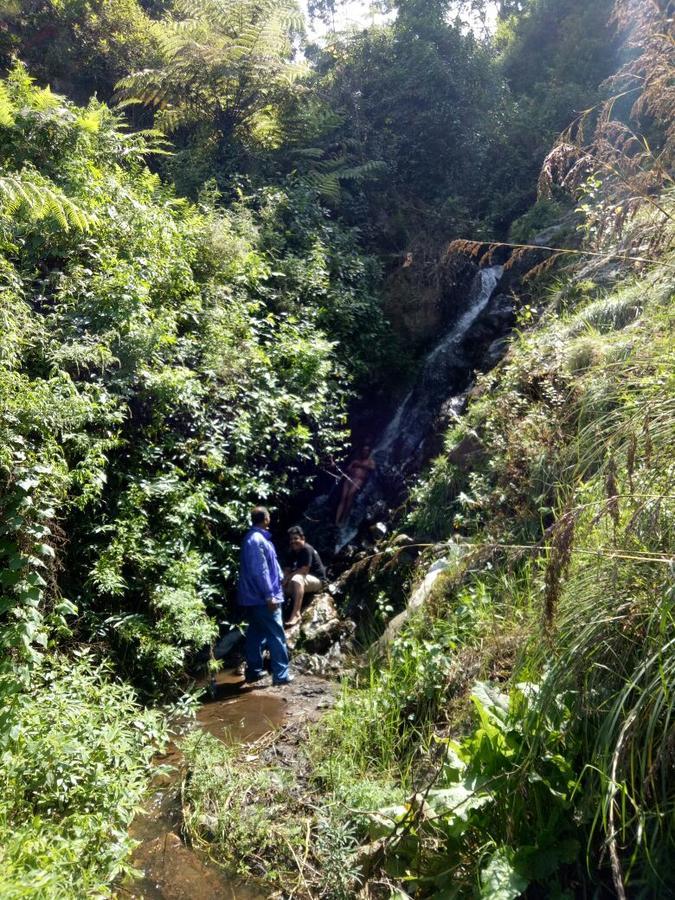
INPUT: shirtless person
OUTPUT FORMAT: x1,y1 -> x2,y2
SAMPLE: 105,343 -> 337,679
335,445 -> 376,526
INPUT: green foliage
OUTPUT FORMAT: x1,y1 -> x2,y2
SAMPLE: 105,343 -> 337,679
2,0 -> 619,252
0,3 -> 670,898
0,654 -> 165,898
0,65 -> 384,690
116,0 -> 305,177
354,680 -> 581,896
0,171 -> 96,232
181,723 -> 408,897
181,731 -> 301,879
305,14 -> 506,251
482,0 -> 618,231
0,0 -> 161,103
312,560 -> 529,782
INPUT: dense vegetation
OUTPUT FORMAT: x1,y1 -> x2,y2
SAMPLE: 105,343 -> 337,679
0,0 -> 672,896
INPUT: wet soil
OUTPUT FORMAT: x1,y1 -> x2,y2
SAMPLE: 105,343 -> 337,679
118,671 -> 337,900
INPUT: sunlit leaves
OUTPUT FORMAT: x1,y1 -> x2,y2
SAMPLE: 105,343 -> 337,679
0,172 -> 97,232
0,68 -> 374,687
117,0 -> 305,150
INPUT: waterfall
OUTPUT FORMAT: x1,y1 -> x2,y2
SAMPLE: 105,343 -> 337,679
373,264 -> 503,471
306,264 -> 505,554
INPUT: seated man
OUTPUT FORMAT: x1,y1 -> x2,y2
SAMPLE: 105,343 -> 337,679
283,525 -> 326,627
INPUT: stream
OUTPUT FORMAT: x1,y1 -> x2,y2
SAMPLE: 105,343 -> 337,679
121,674 -> 288,900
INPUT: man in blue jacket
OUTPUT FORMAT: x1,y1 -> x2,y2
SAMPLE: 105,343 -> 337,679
238,506 -> 292,686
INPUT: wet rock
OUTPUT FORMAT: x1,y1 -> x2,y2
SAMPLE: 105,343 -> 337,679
369,521 -> 388,541
300,593 -> 354,654
293,640 -> 349,677
383,249 -> 482,352
383,264 -> 445,350
285,592 -> 355,659
446,432 -> 485,473
464,294 -> 515,360
197,813 -> 219,839
439,392 -> 468,422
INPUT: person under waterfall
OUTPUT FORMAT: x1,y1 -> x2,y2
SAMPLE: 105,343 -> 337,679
335,445 -> 376,526
283,525 -> 326,628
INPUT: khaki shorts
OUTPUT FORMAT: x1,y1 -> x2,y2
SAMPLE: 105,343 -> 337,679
285,573 -> 323,594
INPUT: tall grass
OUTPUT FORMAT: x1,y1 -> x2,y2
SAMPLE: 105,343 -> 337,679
0,655 -> 165,897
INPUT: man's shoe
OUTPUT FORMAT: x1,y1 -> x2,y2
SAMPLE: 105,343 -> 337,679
244,673 -> 272,688
272,674 -> 295,686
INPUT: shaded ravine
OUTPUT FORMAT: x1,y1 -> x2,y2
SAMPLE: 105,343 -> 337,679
121,266 -> 511,898
120,673 -> 335,900
305,264 -> 507,553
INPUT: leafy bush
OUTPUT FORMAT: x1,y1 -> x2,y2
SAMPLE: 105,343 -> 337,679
360,680 -> 582,898
0,654 -> 165,898
0,0 -> 160,103
0,64 -> 388,689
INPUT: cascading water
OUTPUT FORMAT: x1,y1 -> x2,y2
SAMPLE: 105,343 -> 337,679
305,265 -> 506,553
373,265 -> 503,471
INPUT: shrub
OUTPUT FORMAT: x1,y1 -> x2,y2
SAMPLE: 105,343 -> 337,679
0,64 -> 387,688
0,655 -> 165,898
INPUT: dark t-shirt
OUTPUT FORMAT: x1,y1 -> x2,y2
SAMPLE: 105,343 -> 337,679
287,542 -> 326,581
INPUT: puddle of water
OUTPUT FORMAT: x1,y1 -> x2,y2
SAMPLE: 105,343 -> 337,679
197,685 -> 287,744
120,672 -> 287,900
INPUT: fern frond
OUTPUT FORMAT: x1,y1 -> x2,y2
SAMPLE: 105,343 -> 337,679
294,147 -> 325,160
306,171 -> 341,203
0,172 -> 97,232
335,159 -> 388,182
115,0 -> 302,141
0,82 -> 15,128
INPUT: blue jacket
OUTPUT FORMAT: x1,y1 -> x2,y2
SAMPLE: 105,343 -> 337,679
237,527 -> 284,607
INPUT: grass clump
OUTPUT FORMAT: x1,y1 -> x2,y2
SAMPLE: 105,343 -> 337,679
180,729 -> 369,898
181,731 -> 302,881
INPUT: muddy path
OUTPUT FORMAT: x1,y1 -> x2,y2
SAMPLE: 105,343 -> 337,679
118,672 -> 337,900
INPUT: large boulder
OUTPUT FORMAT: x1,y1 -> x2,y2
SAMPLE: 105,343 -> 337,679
288,592 -> 355,654
383,251 -> 480,351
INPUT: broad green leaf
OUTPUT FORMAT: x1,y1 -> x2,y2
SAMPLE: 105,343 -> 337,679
427,780 -> 491,822
480,848 -> 528,900
471,681 -> 510,729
